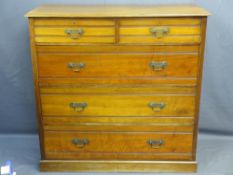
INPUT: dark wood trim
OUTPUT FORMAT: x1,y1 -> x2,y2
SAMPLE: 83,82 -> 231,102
29,18 -> 45,159
192,17 -> 207,160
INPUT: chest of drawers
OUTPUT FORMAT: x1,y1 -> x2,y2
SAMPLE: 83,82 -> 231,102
25,4 -> 209,172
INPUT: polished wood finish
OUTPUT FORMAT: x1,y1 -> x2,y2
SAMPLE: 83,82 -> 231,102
40,160 -> 197,172
35,27 -> 115,36
28,18 -> 45,159
39,77 -> 197,86
120,26 -> 201,35
44,131 -> 193,152
38,53 -> 198,78
40,85 -> 196,94
42,116 -> 194,125
119,35 -> 201,44
44,131 -> 193,160
43,116 -> 194,132
41,94 -> 195,116
34,17 -> 202,45
119,18 -> 201,26
37,45 -> 199,53
192,17 -> 207,160
35,36 -> 115,44
26,4 -> 208,172
25,5 -> 210,17
45,152 -> 193,161
34,18 -> 115,26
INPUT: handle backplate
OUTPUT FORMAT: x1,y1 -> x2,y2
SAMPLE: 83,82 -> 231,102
65,28 -> 84,39
147,139 -> 164,149
148,102 -> 166,112
70,102 -> 88,112
149,61 -> 168,71
67,62 -> 85,72
150,27 -> 169,38
72,138 -> 89,148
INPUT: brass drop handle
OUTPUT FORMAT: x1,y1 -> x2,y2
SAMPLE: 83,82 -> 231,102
149,61 -> 168,71
67,62 -> 85,72
72,138 -> 89,148
65,28 -> 84,39
150,27 -> 169,38
148,102 -> 166,112
147,139 -> 164,149
70,102 -> 88,112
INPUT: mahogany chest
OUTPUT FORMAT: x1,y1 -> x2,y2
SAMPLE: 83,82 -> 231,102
25,4 -> 209,172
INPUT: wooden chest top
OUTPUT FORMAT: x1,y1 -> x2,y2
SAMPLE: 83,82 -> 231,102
25,4 -> 209,17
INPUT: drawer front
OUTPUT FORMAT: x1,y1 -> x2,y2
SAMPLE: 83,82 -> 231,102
44,131 -> 193,160
43,116 -> 194,132
119,18 -> 201,44
38,53 -> 198,78
41,94 -> 195,117
34,19 -> 115,44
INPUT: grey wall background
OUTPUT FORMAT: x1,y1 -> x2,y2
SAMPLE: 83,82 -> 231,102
0,0 -> 232,134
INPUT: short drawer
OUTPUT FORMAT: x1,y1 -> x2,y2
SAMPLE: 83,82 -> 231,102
41,94 -> 195,117
119,18 -> 201,44
38,53 -> 198,78
34,27 -> 115,44
44,131 -> 193,160
34,18 -> 115,44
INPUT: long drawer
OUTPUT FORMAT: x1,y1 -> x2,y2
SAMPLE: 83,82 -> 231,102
41,94 -> 195,117
44,131 -> 193,160
38,53 -> 198,78
42,86 -> 195,132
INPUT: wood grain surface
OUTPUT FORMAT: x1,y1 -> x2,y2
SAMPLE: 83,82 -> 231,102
25,4 -> 210,17
40,160 -> 197,172
44,131 -> 193,154
38,53 -> 198,78
43,116 -> 194,132
25,4 -> 209,172
41,94 -> 195,117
